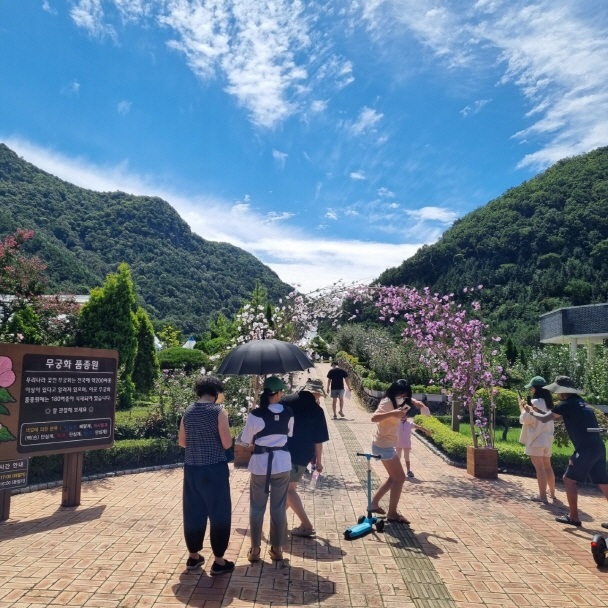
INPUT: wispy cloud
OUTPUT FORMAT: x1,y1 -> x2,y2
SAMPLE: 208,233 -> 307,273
3,137 -> 422,291
325,208 -> 338,220
42,0 -> 57,15
349,171 -> 366,180
377,187 -> 395,198
460,98 -> 491,117
117,100 -> 132,115
264,211 -> 295,224
360,0 -> 608,169
349,106 -> 383,136
61,80 -> 81,96
272,149 -> 288,168
405,206 -> 458,224
70,0 -> 116,41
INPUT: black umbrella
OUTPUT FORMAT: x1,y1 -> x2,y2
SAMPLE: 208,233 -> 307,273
216,339 -> 315,375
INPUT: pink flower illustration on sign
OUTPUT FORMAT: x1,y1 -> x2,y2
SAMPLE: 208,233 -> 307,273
0,356 -> 16,388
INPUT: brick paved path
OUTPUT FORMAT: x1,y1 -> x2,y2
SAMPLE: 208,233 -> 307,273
2,362 -> 608,607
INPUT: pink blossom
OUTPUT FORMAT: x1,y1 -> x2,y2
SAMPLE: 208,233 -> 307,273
0,356 -> 16,388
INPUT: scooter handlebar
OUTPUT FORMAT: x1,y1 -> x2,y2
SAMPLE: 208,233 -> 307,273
587,428 -> 608,433
356,452 -> 382,459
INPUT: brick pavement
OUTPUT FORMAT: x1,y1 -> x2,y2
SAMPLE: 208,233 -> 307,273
2,363 -> 608,607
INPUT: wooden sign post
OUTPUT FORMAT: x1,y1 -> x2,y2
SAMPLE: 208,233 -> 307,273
0,344 -> 118,519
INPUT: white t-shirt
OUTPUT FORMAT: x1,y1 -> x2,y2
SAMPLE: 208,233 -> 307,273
240,403 -> 294,476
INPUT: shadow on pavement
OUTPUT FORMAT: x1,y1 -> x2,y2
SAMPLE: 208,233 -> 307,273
0,504 -> 106,540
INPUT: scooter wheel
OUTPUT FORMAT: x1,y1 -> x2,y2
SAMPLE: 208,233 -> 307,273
591,534 -> 607,566
375,519 -> 385,532
344,530 -> 352,540
357,515 -> 366,524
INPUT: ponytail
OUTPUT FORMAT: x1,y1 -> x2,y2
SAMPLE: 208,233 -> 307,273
259,389 -> 272,409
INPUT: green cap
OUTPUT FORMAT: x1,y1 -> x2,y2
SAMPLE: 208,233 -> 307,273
263,376 -> 288,393
524,376 -> 546,389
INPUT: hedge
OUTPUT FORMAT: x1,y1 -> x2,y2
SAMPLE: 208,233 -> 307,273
28,438 -> 184,485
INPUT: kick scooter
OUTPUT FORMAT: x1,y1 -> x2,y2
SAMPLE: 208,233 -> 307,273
344,453 -> 385,540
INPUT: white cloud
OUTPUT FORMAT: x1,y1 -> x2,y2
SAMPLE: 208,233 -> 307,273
405,206 -> 458,224
377,186 -> 395,198
272,149 -> 288,168
325,208 -> 338,220
360,0 -> 608,170
42,1 -> 57,15
117,100 -> 132,115
460,98 -> 491,117
349,171 -> 366,180
311,99 -> 327,113
70,0 -> 116,40
3,137 -> 422,292
61,80 -> 81,96
264,211 -> 295,224
350,106 -> 383,136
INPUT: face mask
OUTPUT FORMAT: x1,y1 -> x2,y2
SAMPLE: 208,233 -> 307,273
396,397 -> 406,405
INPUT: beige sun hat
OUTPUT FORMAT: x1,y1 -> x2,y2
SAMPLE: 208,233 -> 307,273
300,378 -> 327,396
543,375 -> 584,395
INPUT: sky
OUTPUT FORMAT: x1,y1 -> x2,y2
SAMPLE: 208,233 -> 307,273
1,1 -> 608,293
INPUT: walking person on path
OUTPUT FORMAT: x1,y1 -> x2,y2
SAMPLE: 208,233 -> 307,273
282,378 -> 330,537
326,361 -> 352,419
178,376 -> 235,575
518,376 -> 557,503
369,379 -> 426,524
528,375 -> 608,527
240,376 -> 294,562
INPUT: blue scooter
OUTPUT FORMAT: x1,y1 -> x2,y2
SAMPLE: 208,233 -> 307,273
588,427 -> 608,566
344,453 -> 385,540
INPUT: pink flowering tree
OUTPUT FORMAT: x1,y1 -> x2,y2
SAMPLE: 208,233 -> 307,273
355,284 -> 504,448
0,229 -> 79,345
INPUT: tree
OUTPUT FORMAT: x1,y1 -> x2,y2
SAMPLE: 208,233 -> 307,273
0,229 -> 78,345
76,263 -> 138,409
133,307 -> 159,396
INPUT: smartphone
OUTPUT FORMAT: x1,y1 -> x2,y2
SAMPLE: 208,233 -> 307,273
526,395 -> 532,406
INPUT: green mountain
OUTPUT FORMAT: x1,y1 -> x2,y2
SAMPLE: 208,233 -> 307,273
377,146 -> 608,347
0,144 -> 291,332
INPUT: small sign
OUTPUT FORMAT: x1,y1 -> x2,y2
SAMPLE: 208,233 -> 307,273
0,458 -> 28,489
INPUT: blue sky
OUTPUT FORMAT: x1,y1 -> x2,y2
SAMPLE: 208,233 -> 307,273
1,1 -> 607,292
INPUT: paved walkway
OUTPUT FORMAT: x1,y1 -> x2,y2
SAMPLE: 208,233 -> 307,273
2,363 -> 608,607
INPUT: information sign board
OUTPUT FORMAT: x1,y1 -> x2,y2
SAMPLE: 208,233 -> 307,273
0,344 -> 118,460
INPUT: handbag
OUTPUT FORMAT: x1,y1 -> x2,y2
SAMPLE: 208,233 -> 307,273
224,445 -> 235,463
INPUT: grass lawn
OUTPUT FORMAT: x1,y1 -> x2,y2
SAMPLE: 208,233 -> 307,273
455,423 -> 574,458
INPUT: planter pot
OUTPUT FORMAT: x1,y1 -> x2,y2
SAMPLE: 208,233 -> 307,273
466,446 -> 498,479
363,388 -> 384,399
233,442 -> 252,468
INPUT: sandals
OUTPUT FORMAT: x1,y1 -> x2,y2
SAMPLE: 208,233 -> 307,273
268,546 -> 284,561
291,524 -> 315,537
529,495 -> 548,503
370,506 -> 386,515
555,514 -> 581,527
247,548 -> 261,563
387,514 -> 410,524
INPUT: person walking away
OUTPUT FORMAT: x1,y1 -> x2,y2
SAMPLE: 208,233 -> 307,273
282,378 -> 330,537
240,376 -> 294,562
178,376 -> 235,575
518,376 -> 556,503
529,376 -> 608,527
326,361 -> 351,419
369,378 -> 422,524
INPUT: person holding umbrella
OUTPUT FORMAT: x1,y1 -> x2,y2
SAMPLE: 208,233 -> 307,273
240,376 -> 294,562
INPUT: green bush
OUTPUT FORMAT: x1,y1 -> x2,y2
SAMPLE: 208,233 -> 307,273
415,416 -> 471,460
476,387 -> 520,418
28,438 -> 184,484
158,347 -> 210,372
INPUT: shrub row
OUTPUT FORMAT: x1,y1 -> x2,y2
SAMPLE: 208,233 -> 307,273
28,439 -> 183,485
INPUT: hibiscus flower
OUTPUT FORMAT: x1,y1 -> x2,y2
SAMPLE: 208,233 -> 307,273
0,356 -> 16,388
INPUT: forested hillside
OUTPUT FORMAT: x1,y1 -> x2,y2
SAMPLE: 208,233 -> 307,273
0,144 -> 291,332
378,147 -> 608,347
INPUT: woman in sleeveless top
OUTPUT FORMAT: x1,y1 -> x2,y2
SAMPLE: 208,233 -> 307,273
240,376 -> 294,563
178,376 -> 235,575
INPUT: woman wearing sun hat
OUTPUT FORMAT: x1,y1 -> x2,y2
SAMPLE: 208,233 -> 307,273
240,376 -> 294,562
528,376 -> 608,527
518,376 -> 556,503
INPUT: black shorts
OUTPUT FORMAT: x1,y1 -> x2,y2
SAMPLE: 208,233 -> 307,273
564,448 -> 608,484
